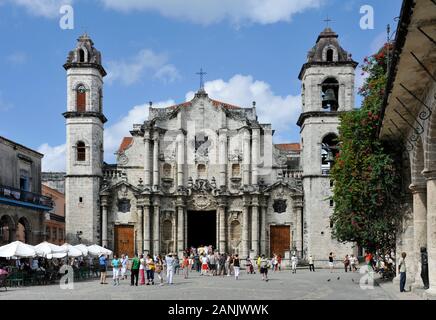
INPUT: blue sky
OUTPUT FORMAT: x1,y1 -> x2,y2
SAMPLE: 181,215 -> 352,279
0,0 -> 402,171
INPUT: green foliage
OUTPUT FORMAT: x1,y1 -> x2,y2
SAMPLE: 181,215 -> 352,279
330,43 -> 403,252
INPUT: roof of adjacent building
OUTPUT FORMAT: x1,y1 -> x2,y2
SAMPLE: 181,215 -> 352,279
117,137 -> 133,154
0,135 -> 43,157
274,143 -> 301,152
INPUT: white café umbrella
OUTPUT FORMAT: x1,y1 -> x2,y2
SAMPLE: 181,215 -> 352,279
59,243 -> 83,258
87,244 -> 112,257
73,244 -> 89,256
0,240 -> 36,258
34,241 -> 67,258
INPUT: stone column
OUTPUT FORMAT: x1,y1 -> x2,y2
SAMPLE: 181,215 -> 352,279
136,205 -> 143,254
259,197 -> 268,255
218,204 -> 226,253
242,129 -> 251,186
219,129 -> 228,188
410,184 -> 427,288
153,132 -> 160,190
153,198 -> 160,255
251,128 -> 260,186
101,196 -> 108,248
251,196 -> 259,257
294,197 -> 303,258
241,196 -> 250,258
144,133 -> 151,187
177,132 -> 185,188
424,172 -> 436,295
177,197 -> 185,254
143,204 -> 151,254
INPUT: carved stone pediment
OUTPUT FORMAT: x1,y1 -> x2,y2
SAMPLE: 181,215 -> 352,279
187,193 -> 217,211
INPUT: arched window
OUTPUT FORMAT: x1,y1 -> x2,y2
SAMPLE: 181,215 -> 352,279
78,49 -> 85,62
321,133 -> 338,175
326,49 -> 334,62
76,141 -> 86,161
76,85 -> 86,112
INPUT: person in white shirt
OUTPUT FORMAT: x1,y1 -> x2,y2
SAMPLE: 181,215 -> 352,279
121,254 -> 128,280
308,255 -> 315,272
291,255 -> 298,274
349,254 -> 357,272
165,253 -> 175,284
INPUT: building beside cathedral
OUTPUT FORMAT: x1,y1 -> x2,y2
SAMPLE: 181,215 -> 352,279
55,27 -> 358,261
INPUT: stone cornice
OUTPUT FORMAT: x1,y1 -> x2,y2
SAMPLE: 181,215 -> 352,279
422,170 -> 436,181
409,183 -> 427,193
63,62 -> 107,77
63,111 -> 107,124
297,111 -> 344,127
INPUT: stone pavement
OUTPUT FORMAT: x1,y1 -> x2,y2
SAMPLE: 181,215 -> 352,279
1,268 -> 423,300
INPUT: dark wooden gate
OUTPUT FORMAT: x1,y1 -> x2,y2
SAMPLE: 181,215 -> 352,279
114,225 -> 134,257
270,225 -> 291,257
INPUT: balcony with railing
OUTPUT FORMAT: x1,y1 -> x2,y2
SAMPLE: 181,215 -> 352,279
0,184 -> 53,211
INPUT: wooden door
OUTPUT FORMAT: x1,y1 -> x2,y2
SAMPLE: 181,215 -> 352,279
114,225 -> 134,257
270,226 -> 291,257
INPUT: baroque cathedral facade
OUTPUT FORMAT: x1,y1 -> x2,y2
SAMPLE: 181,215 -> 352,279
63,28 -> 357,261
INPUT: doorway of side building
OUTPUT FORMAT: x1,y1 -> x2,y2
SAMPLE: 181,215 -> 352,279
270,225 -> 291,257
114,225 -> 134,257
187,210 -> 216,249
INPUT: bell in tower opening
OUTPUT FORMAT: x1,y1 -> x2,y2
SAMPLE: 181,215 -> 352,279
321,78 -> 339,111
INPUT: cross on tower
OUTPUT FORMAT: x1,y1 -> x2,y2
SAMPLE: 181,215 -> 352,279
196,68 -> 207,90
323,15 -> 333,27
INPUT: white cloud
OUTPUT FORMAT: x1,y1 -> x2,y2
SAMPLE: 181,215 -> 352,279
106,49 -> 180,86
100,0 -> 325,25
6,52 -> 27,65
186,74 -> 301,142
39,74 -> 298,170
6,0 -> 73,18
37,143 -> 66,171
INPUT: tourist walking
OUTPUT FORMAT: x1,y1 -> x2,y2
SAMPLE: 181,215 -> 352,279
111,254 -> 121,286
182,255 -> 190,279
218,253 -> 226,277
225,254 -> 231,276
155,255 -> 164,286
208,252 -> 217,276
233,254 -> 240,280
130,253 -> 140,286
259,255 -> 269,281
277,255 -> 282,271
398,252 -> 407,292
145,254 -> 155,285
139,254 -> 145,285
271,255 -> 277,272
165,253 -> 175,285
200,253 -> 209,276
291,254 -> 298,274
328,252 -> 335,273
121,254 -> 128,280
99,254 -> 108,284
349,254 -> 357,272
343,255 -> 350,273
308,255 -> 315,272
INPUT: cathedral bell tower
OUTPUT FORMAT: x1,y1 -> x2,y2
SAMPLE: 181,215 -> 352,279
297,28 -> 358,259
63,33 -> 107,245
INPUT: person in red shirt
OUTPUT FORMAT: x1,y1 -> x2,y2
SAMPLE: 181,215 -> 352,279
277,255 -> 282,271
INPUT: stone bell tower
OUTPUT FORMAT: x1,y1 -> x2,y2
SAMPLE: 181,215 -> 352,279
297,27 -> 358,260
63,33 -> 107,245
